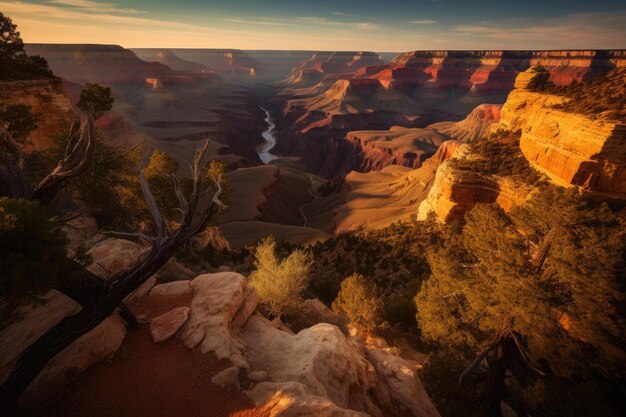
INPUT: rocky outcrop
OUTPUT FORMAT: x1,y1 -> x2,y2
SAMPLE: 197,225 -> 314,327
284,52 -> 383,85
168,49 -> 265,78
345,127 -> 447,171
429,103 -> 501,142
132,49 -> 209,73
417,144 -> 533,221
494,68 -> 626,196
172,272 -> 440,417
0,78 -> 74,149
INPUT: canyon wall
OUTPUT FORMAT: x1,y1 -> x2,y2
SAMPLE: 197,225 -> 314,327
25,44 -> 173,84
0,79 -> 74,149
389,50 -> 626,92
418,66 -> 626,222
494,68 -> 626,196
417,148 -> 532,222
272,50 -> 624,178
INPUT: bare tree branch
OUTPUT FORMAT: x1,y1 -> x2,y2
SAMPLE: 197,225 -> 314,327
31,117 -> 95,206
0,126 -> 30,199
0,139 -> 227,409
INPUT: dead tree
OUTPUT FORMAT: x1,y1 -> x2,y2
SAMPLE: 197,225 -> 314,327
31,119 -> 95,206
0,117 -> 94,204
459,319 -> 545,417
0,140 -> 225,409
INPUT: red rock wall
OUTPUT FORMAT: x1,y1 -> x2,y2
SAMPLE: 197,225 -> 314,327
0,79 -> 74,149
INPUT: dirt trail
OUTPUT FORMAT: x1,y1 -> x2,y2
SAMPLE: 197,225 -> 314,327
28,293 -> 269,417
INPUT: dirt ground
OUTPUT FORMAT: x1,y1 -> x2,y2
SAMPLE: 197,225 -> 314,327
28,293 -> 270,417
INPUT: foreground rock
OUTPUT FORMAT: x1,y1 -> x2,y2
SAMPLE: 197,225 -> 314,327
0,291 -> 126,411
150,307 -> 190,343
177,272 -> 440,417
179,272 -> 259,368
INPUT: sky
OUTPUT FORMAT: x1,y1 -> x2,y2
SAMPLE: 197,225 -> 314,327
3,0 -> 626,51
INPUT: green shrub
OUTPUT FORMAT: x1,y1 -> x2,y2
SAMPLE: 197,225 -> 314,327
332,273 -> 384,331
249,236 -> 312,317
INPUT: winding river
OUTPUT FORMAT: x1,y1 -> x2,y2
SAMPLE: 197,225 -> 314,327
256,107 -> 280,164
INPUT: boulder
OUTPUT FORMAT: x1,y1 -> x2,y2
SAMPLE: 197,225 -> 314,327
149,280 -> 192,297
86,238 -> 148,279
248,370 -> 268,382
211,365 -> 241,389
150,307 -> 190,343
178,272 -> 258,368
61,214 -> 103,257
248,381 -> 369,417
300,298 -> 347,330
240,315 -> 384,416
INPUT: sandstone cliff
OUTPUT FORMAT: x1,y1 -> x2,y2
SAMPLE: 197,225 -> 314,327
390,50 -> 626,91
494,68 -> 626,196
417,145 -> 532,222
0,78 -> 74,149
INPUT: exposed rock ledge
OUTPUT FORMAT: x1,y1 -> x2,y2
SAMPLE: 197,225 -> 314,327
494,67 -> 626,197
2,255 -> 440,417
418,145 -> 532,222
174,272 -> 440,417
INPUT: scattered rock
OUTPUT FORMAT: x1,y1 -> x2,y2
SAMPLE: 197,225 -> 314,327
247,370 -> 268,382
211,365 -> 241,389
149,280 -> 192,297
150,307 -> 190,343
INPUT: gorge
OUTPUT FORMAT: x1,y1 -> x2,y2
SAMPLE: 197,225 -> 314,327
1,15 -> 625,417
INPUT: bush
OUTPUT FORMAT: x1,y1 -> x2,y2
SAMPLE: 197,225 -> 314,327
332,273 -> 384,331
0,198 -> 70,312
249,236 -> 312,317
0,103 -> 38,142
77,83 -> 114,120
449,129 -> 543,184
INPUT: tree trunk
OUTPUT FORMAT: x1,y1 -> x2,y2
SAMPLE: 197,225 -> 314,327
0,240 -> 180,409
484,334 -> 517,417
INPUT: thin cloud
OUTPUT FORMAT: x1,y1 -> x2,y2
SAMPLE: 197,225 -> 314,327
47,0 -> 146,14
5,1 -> 197,29
409,19 -> 437,24
332,12 -> 360,17
223,18 -> 295,27
296,17 -> 380,30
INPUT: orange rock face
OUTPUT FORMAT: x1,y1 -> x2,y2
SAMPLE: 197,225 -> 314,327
418,153 -> 532,222
0,78 -> 75,149
495,68 -> 626,196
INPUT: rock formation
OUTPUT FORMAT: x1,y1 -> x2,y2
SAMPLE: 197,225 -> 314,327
494,68 -> 626,196
174,272 -> 441,417
0,78 -> 74,149
417,145 -> 532,222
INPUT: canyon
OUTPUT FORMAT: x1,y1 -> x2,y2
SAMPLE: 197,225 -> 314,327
3,43 -> 626,417
8,45 -> 625,238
